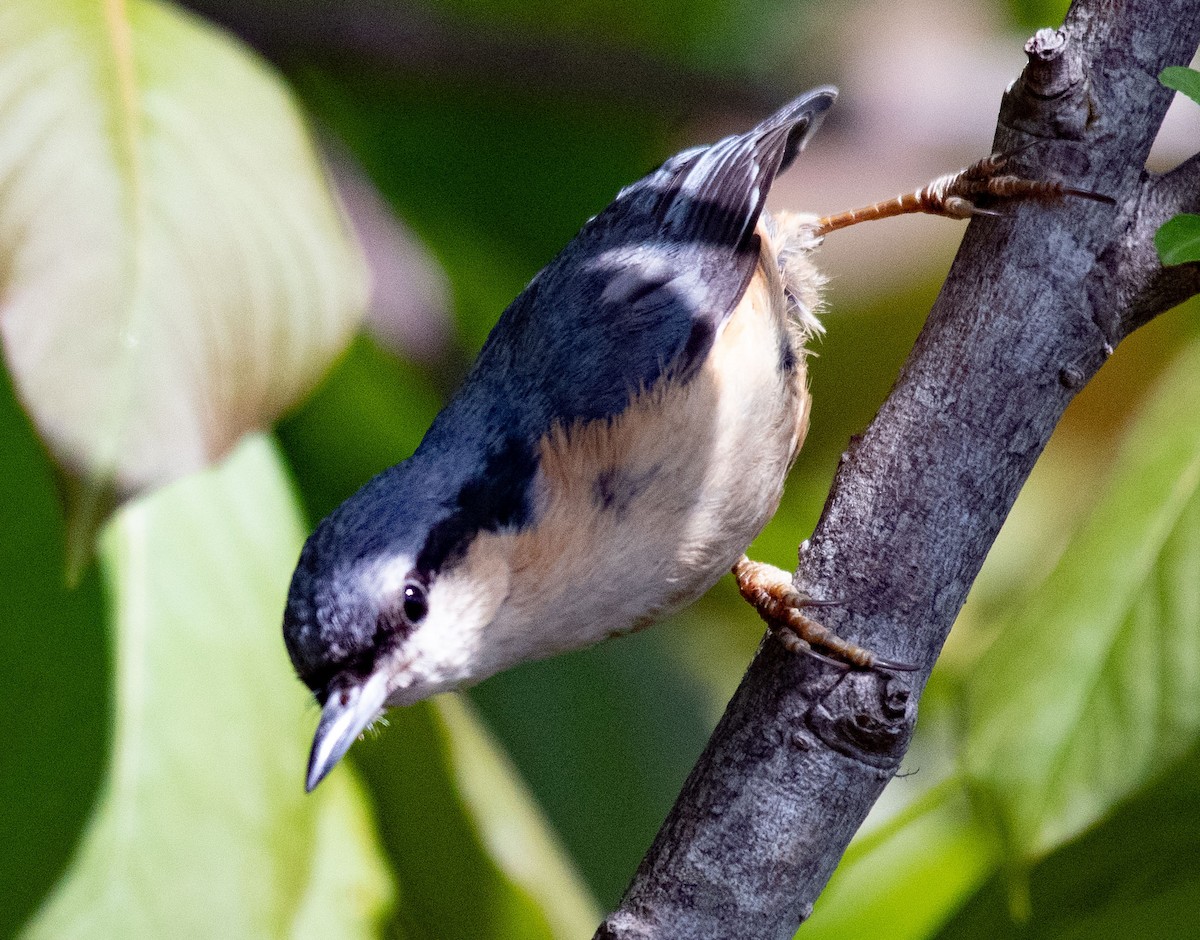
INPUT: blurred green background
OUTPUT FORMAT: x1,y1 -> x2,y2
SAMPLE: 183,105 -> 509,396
3,0 -> 1200,937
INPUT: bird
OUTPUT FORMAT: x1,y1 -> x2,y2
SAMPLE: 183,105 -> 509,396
283,86 -> 1094,792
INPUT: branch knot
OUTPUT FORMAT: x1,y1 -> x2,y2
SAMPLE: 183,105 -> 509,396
1002,26 -> 1091,138
805,673 -> 915,769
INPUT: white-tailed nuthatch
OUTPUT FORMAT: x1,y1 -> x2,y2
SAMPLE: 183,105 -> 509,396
284,87 -> 1094,791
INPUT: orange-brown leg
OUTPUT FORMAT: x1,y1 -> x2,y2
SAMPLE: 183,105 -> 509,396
732,556 -> 915,672
813,150 -> 1110,238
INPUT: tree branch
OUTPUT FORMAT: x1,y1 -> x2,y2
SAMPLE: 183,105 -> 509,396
596,2 -> 1200,938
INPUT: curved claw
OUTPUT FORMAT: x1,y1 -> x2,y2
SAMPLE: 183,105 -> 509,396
791,595 -> 847,610
869,655 -> 920,673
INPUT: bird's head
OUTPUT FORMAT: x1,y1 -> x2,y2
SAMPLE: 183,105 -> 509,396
283,456 -> 523,791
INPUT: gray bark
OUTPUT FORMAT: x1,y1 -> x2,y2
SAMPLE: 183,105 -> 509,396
596,2 -> 1200,938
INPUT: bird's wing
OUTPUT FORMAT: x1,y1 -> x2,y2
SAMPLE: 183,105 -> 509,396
467,87 -> 836,430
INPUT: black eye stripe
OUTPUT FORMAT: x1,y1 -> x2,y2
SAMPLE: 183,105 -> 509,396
372,575 -> 428,646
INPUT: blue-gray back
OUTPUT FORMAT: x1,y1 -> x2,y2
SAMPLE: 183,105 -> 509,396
447,87 -> 835,440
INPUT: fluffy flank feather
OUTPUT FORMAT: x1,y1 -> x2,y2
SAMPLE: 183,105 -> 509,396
763,210 -> 826,342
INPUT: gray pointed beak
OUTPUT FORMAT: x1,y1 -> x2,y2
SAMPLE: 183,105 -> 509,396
305,669 -> 390,792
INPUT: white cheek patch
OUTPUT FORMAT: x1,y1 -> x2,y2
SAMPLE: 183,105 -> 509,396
403,538 -> 514,691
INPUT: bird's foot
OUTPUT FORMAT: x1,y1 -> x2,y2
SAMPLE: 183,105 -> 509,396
732,556 -> 916,672
913,147 -> 1112,220
813,147 -> 1112,236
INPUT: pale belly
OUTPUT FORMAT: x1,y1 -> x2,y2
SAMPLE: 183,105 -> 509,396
495,251 -> 813,662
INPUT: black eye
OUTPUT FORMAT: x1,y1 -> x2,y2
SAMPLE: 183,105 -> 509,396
402,581 -> 428,626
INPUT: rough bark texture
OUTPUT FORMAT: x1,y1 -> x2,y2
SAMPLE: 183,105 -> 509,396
596,2 -> 1200,938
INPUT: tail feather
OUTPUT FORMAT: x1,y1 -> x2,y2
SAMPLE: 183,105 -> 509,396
659,87 -> 837,251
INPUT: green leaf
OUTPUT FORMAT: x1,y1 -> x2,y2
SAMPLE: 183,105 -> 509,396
936,745 -> 1200,940
803,780 -> 996,940
1160,65 -> 1200,106
1156,68 -> 1200,272
437,696 -> 601,938
964,338 -> 1200,863
21,436 -> 391,938
292,771 -> 394,940
349,697 -> 599,940
0,0 -> 365,531
0,357 -> 107,936
1155,214 -> 1200,267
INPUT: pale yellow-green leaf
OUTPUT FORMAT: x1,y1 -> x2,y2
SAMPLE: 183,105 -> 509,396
965,338 -> 1200,862
22,436 -> 391,938
802,779 -> 995,940
0,0 -> 365,506
291,771 -> 393,940
436,696 -> 601,938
